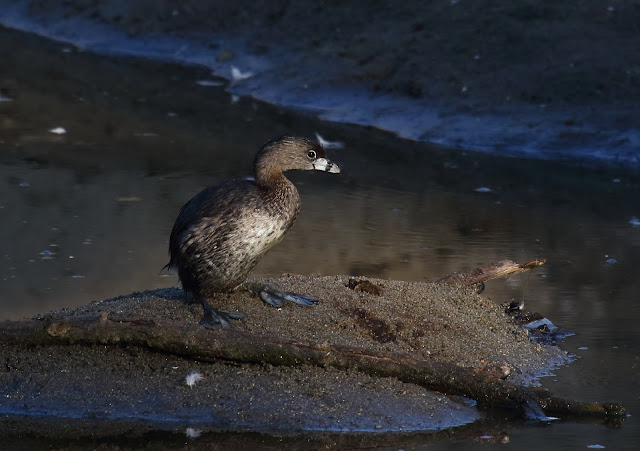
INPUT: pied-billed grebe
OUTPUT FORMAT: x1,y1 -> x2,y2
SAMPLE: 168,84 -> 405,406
168,135 -> 341,327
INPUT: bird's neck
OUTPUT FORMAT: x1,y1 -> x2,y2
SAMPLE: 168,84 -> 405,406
255,167 -> 285,188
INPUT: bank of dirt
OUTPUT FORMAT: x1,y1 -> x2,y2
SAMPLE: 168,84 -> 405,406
0,275 -> 568,439
12,0 -> 640,106
1,0 -> 639,165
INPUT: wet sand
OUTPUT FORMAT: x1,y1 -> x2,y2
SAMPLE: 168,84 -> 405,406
52,275 -> 567,378
0,274 -> 566,438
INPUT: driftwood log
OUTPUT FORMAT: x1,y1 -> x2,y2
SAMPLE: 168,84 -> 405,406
0,312 -> 625,421
0,260 -> 625,422
436,259 -> 546,287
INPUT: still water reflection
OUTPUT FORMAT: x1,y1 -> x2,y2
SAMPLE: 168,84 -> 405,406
3,146 -> 638,323
0,26 -> 639,449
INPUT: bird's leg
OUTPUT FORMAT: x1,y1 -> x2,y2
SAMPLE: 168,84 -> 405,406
242,282 -> 320,308
198,297 -> 245,328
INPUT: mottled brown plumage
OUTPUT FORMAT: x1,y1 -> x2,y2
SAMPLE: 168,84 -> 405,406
167,135 -> 340,326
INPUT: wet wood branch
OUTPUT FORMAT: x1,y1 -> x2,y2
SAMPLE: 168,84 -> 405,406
0,312 -> 623,421
436,259 -> 546,287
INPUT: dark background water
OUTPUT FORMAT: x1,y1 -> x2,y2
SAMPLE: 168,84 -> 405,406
1,27 -> 639,449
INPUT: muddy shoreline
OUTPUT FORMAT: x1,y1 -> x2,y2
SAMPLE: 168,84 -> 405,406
1,0 -> 639,166
0,275 -> 569,439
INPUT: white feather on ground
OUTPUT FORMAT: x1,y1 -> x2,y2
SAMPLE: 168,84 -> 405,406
231,66 -> 254,83
185,427 -> 201,438
185,371 -> 203,388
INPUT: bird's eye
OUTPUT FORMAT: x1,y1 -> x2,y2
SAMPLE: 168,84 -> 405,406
307,150 -> 317,159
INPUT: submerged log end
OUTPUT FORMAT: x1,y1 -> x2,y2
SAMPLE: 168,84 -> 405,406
540,396 -> 627,418
519,259 -> 546,270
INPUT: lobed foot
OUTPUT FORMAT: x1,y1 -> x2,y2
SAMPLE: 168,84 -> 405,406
243,282 -> 320,308
199,299 -> 245,329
